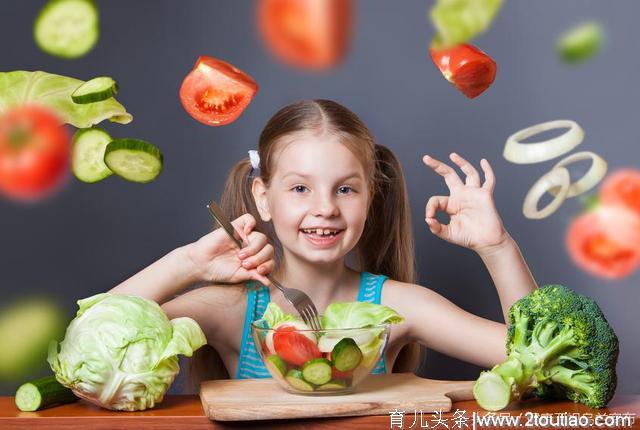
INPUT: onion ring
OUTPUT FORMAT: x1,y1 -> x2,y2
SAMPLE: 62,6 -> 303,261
504,120 -> 584,164
522,167 -> 571,219
548,151 -> 608,198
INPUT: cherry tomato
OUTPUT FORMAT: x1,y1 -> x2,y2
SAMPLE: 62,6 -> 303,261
273,326 -> 322,366
566,210 -> 640,279
0,105 -> 70,201
179,56 -> 258,126
600,169 -> 640,216
257,0 -> 352,69
429,43 -> 497,99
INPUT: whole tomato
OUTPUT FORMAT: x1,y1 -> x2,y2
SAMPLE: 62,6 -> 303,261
0,105 -> 70,201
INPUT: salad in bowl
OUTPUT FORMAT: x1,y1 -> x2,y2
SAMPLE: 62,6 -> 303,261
251,301 -> 404,395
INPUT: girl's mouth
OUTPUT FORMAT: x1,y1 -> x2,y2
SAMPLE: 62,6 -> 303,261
299,228 -> 345,248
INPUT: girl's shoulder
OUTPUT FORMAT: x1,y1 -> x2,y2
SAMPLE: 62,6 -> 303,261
378,278 -> 438,312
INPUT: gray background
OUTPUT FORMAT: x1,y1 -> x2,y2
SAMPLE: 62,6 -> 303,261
1,0 -> 638,396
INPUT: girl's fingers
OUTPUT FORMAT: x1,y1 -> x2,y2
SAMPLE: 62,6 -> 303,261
231,213 -> 256,245
250,269 -> 272,288
422,155 -> 463,190
241,244 -> 274,269
257,260 -> 275,276
449,153 -> 481,187
238,232 -> 268,259
425,195 -> 449,219
425,217 -> 450,239
480,158 -> 496,192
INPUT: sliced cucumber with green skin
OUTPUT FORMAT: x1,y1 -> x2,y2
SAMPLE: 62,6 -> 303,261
285,369 -> 314,392
104,139 -> 163,183
15,376 -> 77,411
316,379 -> 348,391
302,358 -> 332,385
34,0 -> 99,59
72,127 -> 113,183
71,77 -> 118,104
331,338 -> 363,372
265,355 -> 287,378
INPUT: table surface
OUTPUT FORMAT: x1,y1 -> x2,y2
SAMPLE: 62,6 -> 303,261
1,394 -> 638,429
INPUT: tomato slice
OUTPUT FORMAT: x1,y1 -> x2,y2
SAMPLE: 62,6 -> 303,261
0,105 -> 70,201
179,56 -> 258,126
257,0 -> 352,69
600,169 -> 640,216
429,44 -> 497,99
273,326 -> 321,366
566,210 -> 640,279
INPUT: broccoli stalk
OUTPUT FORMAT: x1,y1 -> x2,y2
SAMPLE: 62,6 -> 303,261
473,285 -> 618,411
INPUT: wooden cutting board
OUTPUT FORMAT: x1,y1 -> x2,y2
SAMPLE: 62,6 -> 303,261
200,373 -> 475,421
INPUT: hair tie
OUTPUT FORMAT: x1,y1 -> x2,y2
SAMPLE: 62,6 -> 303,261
248,150 -> 260,178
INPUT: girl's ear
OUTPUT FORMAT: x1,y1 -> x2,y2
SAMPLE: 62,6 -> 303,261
251,177 -> 272,222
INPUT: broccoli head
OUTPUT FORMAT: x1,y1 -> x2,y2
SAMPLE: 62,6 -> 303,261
473,285 -> 619,411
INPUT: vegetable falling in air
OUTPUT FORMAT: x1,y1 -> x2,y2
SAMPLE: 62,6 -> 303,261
0,71 -> 132,128
429,0 -> 504,49
48,293 -> 207,411
34,0 -> 100,59
257,0 -> 353,70
565,168 -> 640,279
429,43 -> 497,99
0,105 -> 70,201
503,120 -> 608,220
557,21 -> 604,65
179,56 -> 258,126
566,207 -> 640,279
0,298 -> 65,381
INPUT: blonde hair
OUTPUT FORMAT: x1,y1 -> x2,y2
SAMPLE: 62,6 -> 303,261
188,100 -> 420,389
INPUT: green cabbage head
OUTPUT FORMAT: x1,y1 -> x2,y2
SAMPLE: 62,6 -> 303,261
48,293 -> 206,411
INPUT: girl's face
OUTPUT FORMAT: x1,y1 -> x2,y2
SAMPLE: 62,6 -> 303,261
253,132 -> 370,265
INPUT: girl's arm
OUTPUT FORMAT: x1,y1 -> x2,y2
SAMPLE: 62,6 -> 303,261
385,280 -> 508,368
110,214 -> 275,304
422,153 -> 538,322
476,234 -> 537,321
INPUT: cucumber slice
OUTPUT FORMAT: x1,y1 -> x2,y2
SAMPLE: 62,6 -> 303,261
34,0 -> 99,59
264,355 -> 287,378
316,379 -> 348,391
71,127 -> 113,183
285,369 -> 314,392
302,358 -> 332,385
104,139 -> 163,183
15,376 -> 77,411
71,77 -> 118,104
331,338 -> 363,372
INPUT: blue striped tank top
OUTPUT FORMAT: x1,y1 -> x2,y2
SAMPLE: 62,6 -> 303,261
235,271 -> 389,379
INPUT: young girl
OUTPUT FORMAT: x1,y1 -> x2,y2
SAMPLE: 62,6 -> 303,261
111,99 -> 537,388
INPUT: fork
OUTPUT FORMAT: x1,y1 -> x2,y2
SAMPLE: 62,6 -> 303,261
206,200 -> 323,331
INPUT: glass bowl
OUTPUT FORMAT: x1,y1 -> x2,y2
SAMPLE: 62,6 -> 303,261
251,319 -> 390,395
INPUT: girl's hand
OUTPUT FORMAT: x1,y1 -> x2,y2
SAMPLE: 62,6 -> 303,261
186,213 -> 275,286
423,153 -> 509,254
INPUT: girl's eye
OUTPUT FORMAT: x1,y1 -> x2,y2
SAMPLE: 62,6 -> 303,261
337,186 -> 354,194
292,185 -> 308,193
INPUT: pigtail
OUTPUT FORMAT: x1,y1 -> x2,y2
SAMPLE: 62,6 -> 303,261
187,159 -> 270,389
359,143 -> 421,373
359,144 -> 416,284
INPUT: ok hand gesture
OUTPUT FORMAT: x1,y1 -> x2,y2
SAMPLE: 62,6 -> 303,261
423,153 -> 508,254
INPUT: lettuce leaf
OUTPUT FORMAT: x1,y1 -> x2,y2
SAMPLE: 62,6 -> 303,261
262,302 -> 301,328
321,302 -> 404,330
0,71 -> 133,128
430,0 -> 503,48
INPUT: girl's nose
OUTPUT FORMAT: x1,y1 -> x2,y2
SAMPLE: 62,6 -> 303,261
311,194 -> 340,217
